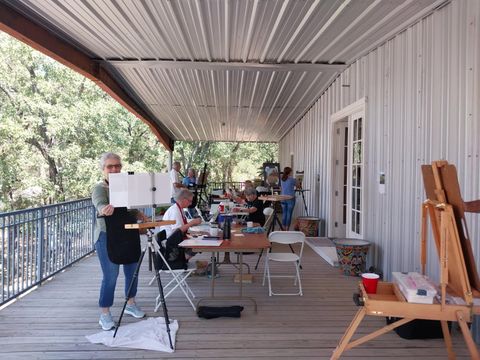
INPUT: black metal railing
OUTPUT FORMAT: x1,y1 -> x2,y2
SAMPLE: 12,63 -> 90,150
0,199 -> 95,306
207,181 -> 245,193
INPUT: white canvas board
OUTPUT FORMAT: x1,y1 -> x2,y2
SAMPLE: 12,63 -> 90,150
108,173 -> 129,207
128,173 -> 155,208
109,172 -> 171,208
179,239 -> 223,247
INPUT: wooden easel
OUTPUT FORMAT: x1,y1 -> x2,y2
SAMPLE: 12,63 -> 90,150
331,161 -> 480,360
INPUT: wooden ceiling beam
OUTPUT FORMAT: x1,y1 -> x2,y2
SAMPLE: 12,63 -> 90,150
0,2 -> 174,151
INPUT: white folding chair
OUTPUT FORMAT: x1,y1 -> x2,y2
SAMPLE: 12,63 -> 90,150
253,207 -> 275,270
150,231 -> 196,311
184,206 -> 205,221
263,207 -> 274,233
262,231 -> 305,296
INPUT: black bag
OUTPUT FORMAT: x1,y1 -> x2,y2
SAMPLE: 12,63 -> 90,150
197,306 -> 244,319
104,207 -> 140,264
386,317 -> 451,340
154,229 -> 188,270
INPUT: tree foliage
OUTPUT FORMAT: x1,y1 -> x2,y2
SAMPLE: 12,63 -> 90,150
0,32 -> 277,211
173,141 -> 277,184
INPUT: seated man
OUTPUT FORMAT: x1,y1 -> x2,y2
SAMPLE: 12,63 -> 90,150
243,187 -> 265,226
160,189 -> 202,238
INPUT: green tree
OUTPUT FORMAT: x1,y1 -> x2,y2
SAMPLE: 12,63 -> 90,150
173,141 -> 278,183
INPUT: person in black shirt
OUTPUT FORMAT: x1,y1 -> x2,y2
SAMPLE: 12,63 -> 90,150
244,187 -> 265,226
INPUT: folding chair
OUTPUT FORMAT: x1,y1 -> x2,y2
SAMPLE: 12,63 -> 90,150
150,230 -> 196,311
254,207 -> 275,270
263,207 -> 274,233
184,206 -> 205,221
262,231 -> 305,296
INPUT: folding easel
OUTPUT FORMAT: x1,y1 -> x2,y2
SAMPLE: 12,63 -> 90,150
331,161 -> 480,360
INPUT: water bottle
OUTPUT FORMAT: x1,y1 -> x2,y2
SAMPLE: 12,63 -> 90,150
223,216 -> 231,240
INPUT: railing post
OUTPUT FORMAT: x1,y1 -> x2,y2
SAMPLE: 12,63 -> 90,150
36,207 -> 44,282
91,205 -> 96,250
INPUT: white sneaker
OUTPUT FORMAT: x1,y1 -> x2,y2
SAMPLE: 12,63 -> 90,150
124,303 -> 145,318
99,312 -> 115,331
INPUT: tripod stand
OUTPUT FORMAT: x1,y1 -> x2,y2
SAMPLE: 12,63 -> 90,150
114,224 -> 175,350
195,162 -> 209,210
295,189 -> 310,216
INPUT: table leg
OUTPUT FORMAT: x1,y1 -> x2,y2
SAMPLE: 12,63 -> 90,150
217,251 -> 251,274
210,252 -> 216,297
196,250 -> 257,312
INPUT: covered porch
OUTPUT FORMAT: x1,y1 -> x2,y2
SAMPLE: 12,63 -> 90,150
0,0 -> 479,358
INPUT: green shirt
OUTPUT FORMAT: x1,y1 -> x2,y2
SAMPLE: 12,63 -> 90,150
91,180 -> 109,241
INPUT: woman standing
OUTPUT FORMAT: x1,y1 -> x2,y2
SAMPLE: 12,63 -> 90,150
92,152 -> 147,330
280,167 -> 296,230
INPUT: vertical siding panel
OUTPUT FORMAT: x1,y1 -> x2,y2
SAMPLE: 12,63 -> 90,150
279,0 -> 480,281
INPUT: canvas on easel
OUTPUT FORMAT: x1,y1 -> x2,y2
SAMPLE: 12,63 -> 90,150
421,162 -> 480,294
295,171 -> 304,189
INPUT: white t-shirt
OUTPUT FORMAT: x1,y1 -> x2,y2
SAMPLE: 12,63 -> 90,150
160,203 -> 185,237
169,169 -> 181,198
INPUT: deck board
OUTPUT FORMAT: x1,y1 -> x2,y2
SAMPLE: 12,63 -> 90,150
0,242 -> 472,359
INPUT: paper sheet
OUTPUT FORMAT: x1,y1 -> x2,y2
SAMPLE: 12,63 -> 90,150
86,317 -> 178,352
179,239 -> 223,247
189,224 -> 211,232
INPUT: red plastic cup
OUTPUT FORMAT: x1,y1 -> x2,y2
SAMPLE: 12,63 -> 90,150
361,273 -> 379,294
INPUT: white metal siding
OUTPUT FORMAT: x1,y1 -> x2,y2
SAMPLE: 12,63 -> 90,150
280,0 -> 480,281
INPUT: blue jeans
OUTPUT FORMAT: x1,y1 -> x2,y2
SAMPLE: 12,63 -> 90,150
281,199 -> 296,229
95,232 -> 138,308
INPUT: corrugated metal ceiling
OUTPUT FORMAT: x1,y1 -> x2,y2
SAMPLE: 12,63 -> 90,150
4,0 -> 448,143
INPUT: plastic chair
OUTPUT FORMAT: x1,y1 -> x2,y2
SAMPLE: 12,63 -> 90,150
262,231 -> 305,296
150,230 -> 196,311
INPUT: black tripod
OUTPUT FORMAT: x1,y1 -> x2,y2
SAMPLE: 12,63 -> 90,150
295,189 -> 310,216
113,228 -> 173,350
195,162 -> 209,210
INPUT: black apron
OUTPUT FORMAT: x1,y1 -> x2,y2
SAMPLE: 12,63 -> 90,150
104,207 -> 141,264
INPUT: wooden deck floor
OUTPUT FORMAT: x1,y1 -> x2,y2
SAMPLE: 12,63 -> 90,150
0,242 -> 472,359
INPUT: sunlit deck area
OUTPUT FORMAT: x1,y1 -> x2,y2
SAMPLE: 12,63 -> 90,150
0,240 -> 471,360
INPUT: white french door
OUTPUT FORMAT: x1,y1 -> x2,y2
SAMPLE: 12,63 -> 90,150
331,120 -> 348,238
329,99 -> 366,239
346,111 -> 364,239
